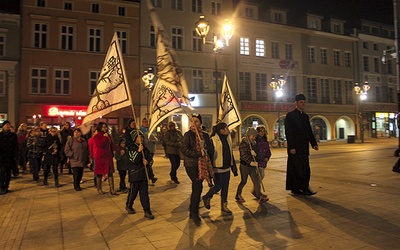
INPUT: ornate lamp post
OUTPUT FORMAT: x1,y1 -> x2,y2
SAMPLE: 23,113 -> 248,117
142,67 -> 154,119
195,15 -> 234,118
354,81 -> 370,143
270,75 -> 286,139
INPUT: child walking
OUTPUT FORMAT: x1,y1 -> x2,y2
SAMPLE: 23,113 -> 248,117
115,138 -> 128,193
235,127 -> 268,204
125,130 -> 155,219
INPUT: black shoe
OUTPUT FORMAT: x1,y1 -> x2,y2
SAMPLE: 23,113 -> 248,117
43,179 -> 48,186
202,195 -> 211,209
291,189 -> 303,195
152,178 -> 158,184
0,188 -> 6,195
75,187 -> 82,191
190,215 -> 201,226
125,206 -> 136,214
303,189 -> 317,196
55,181 -> 60,187
144,211 -> 155,220
172,179 -> 180,184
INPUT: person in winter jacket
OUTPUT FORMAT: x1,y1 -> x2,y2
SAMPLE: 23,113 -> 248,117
0,120 -> 18,195
91,122 -> 117,195
64,128 -> 89,191
202,122 -> 238,215
164,121 -> 183,184
125,130 -> 155,219
42,127 -> 62,187
235,127 -> 268,204
26,127 -> 44,182
181,113 -> 214,226
115,138 -> 128,193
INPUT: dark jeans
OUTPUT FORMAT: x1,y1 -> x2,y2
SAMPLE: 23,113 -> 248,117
205,171 -> 230,202
44,164 -> 59,182
72,167 -> 83,189
185,166 -> 203,218
19,148 -> 28,171
118,170 -> 127,190
236,164 -> 261,197
126,180 -> 150,212
29,157 -> 41,181
168,154 -> 181,181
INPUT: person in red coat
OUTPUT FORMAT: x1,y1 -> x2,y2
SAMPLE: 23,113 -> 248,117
92,122 -> 117,195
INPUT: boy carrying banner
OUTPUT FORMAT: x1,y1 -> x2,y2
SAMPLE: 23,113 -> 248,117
125,130 -> 155,219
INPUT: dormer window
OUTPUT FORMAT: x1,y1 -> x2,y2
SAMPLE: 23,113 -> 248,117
245,8 -> 254,19
310,19 -> 318,29
333,23 -> 341,33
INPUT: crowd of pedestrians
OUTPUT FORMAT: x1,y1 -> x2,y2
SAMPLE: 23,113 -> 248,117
0,94 -> 320,224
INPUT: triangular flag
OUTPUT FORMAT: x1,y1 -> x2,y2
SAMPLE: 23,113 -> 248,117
81,33 -> 132,134
218,74 -> 241,130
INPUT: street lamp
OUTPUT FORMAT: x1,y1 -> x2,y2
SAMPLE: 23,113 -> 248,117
270,75 -> 286,139
142,67 -> 154,119
354,81 -> 370,143
195,15 -> 234,118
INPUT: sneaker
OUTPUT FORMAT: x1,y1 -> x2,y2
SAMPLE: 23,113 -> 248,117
258,195 -> 269,204
202,195 -> 211,209
235,194 -> 245,203
125,206 -> 136,214
144,211 -> 155,220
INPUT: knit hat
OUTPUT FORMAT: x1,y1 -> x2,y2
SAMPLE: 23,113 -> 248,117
127,118 -> 135,127
192,113 -> 202,124
246,127 -> 257,137
130,129 -> 143,142
295,94 -> 306,101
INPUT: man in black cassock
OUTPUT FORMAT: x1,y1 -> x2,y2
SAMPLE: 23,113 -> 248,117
284,94 -> 318,195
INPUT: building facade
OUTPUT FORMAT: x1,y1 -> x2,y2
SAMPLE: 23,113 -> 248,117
19,0 -> 140,132
0,6 -> 20,124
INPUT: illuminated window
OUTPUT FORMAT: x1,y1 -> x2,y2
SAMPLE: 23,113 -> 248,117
255,39 -> 265,57
240,37 -> 249,55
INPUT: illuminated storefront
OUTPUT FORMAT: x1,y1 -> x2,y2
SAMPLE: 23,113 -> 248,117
371,112 -> 396,138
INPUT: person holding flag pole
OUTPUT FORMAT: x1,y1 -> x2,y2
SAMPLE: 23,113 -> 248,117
181,113 -> 214,226
235,128 -> 268,204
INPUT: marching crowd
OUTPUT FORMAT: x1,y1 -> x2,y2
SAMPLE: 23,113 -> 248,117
0,94 -> 318,226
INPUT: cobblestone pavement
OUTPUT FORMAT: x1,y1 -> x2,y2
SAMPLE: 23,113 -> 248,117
1,138 -> 400,249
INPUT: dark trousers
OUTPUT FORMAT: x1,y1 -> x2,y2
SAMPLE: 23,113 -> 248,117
19,148 -> 28,171
0,159 -> 13,190
44,164 -> 59,182
29,157 -> 41,181
118,170 -> 127,190
168,154 -> 181,181
205,171 -> 230,203
126,180 -> 150,212
185,166 -> 203,218
236,164 -> 262,197
72,167 -> 83,189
